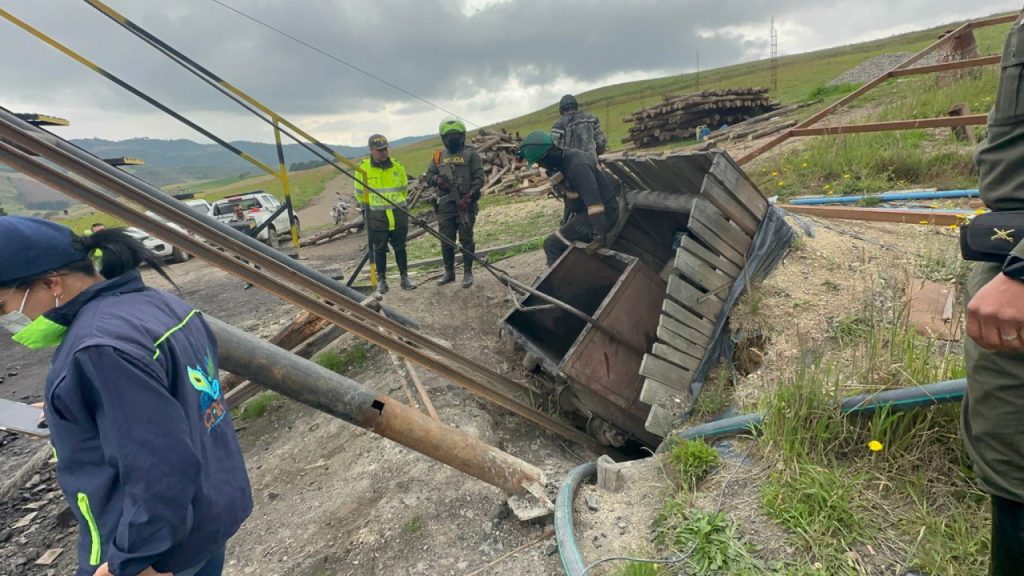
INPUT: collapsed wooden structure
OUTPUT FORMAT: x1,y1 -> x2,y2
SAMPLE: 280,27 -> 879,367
502,150 -> 776,444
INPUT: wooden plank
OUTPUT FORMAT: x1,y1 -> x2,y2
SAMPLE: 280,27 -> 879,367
623,158 -> 670,190
652,341 -> 703,372
789,114 -> 988,136
889,54 -> 1001,77
603,161 -> 645,189
660,314 -> 711,351
680,236 -> 741,278
618,220 -> 674,264
781,204 -> 965,226
640,354 -> 693,388
640,377 -> 688,406
700,172 -> 761,235
709,153 -> 769,218
687,220 -> 746,268
645,405 -> 675,436
674,248 -> 733,293
691,197 -> 752,254
652,155 -> 707,192
626,157 -> 681,191
656,325 -> 706,361
666,274 -> 724,321
35,549 -> 64,566
662,298 -> 715,337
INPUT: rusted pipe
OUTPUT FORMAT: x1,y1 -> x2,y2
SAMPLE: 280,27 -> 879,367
207,316 -> 546,496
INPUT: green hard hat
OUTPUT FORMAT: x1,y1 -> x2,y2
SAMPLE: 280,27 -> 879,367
439,116 -> 466,136
519,131 -> 554,165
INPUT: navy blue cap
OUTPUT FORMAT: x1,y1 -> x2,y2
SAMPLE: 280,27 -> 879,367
0,216 -> 88,284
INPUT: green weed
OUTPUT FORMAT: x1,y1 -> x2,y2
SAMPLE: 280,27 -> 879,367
610,559 -> 666,576
315,344 -> 369,375
236,391 -> 278,422
668,439 -> 721,488
402,513 -> 423,534
654,498 -> 760,575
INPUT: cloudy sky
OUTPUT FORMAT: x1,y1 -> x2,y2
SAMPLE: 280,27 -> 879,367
1,0 -> 1019,145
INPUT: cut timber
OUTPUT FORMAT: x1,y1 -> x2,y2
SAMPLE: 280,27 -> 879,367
674,247 -> 733,293
680,235 -> 741,278
640,378 -> 685,405
781,204 -> 966,226
35,549 -> 64,566
640,354 -> 693,389
747,119 -> 798,140
661,298 -> 715,338
667,267 -> 724,321
788,114 -> 988,136
645,405 -> 676,436
652,341 -> 702,372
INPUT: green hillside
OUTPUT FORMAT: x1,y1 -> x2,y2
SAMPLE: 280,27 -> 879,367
388,14 -> 1014,176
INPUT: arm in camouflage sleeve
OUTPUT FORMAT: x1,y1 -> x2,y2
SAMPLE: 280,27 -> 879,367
469,149 -> 485,201
594,118 -> 608,156
551,115 -> 567,148
423,154 -> 440,188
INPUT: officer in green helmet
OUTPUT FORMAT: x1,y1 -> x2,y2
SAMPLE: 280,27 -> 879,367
519,131 -> 619,266
423,116 -> 485,288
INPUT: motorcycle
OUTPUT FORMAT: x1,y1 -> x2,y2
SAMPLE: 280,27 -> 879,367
330,192 -> 351,226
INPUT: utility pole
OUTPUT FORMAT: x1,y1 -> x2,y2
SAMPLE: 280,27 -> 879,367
696,49 -> 701,91
770,17 -> 779,95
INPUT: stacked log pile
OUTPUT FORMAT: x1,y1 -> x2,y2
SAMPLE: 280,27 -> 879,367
623,88 -> 780,148
408,128 -> 553,201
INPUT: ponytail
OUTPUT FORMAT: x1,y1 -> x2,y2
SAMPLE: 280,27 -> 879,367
75,228 -> 177,289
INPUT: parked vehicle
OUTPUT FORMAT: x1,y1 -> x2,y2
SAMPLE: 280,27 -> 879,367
330,192 -> 351,226
211,191 -> 298,248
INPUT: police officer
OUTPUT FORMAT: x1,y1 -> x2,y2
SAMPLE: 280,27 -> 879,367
519,131 -> 618,266
551,94 -> 608,162
964,9 -> 1024,574
355,134 -> 414,293
423,117 -> 484,288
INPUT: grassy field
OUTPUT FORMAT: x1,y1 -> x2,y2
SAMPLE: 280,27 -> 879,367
389,15 -> 1013,176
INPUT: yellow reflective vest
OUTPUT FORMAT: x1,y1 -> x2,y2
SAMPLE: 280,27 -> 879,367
354,158 -> 409,231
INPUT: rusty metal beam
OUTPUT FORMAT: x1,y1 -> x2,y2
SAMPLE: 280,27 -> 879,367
208,316 -> 547,498
782,204 -> 968,226
737,12 -> 1018,165
788,114 -> 988,136
0,110 -> 603,453
889,54 -> 1001,77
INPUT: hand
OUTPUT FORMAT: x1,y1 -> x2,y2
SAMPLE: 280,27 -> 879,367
457,195 -> 471,212
584,236 -> 605,255
436,176 -> 451,193
967,273 -> 1024,352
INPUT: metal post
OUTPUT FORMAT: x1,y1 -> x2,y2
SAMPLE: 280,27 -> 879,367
273,119 -> 300,249
208,316 -> 547,498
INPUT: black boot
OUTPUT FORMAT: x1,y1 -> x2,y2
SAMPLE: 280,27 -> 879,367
377,278 -> 389,294
437,269 -> 456,286
462,270 -> 474,288
400,275 -> 416,290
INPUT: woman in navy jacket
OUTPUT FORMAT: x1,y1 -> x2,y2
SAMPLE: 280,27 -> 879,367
0,216 -> 252,576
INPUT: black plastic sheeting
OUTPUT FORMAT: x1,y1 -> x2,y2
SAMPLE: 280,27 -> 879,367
680,206 -> 796,423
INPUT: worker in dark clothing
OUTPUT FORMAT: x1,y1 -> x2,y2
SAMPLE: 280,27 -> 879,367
962,9 -> 1024,575
519,131 -> 619,266
423,117 -> 485,288
551,94 -> 608,162
0,217 -> 252,576
354,134 -> 414,293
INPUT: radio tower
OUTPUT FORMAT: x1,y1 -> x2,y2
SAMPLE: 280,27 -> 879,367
770,17 -> 779,95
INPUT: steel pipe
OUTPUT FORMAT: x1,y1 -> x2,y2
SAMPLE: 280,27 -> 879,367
208,316 -> 545,497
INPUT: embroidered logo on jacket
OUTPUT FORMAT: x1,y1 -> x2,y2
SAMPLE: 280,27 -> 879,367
188,354 -> 226,431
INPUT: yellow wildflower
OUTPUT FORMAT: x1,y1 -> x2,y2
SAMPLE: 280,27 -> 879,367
976,208 -> 987,215
777,181 -> 785,186
771,171 -> 779,177
843,174 -> 851,179
868,440 -> 883,452
918,220 -> 930,225
801,162 -> 809,168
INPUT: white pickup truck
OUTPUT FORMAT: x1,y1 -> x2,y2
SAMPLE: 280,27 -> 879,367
124,199 -> 213,263
211,191 -> 298,248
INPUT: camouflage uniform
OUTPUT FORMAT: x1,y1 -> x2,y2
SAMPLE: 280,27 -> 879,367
963,9 -> 1024,573
552,110 -> 608,162
423,146 -> 485,276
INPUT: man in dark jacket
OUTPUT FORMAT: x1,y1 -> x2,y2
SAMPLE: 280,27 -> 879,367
423,117 -> 485,288
551,94 -> 608,162
0,217 -> 252,576
519,131 -> 619,265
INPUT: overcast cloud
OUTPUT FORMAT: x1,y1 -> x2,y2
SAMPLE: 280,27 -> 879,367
0,0 -> 1019,145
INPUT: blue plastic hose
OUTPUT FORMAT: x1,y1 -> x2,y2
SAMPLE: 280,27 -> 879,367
555,379 -> 967,574
788,189 -> 979,205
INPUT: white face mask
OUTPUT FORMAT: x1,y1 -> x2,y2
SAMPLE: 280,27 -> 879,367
0,287 -> 33,335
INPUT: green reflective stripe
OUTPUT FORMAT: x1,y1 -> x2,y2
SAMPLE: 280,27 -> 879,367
152,309 -> 199,359
77,492 -> 102,566
12,316 -> 68,350
368,202 -> 408,211
385,209 -> 396,231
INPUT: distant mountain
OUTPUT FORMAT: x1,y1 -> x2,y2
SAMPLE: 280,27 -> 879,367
65,135 -> 433,187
